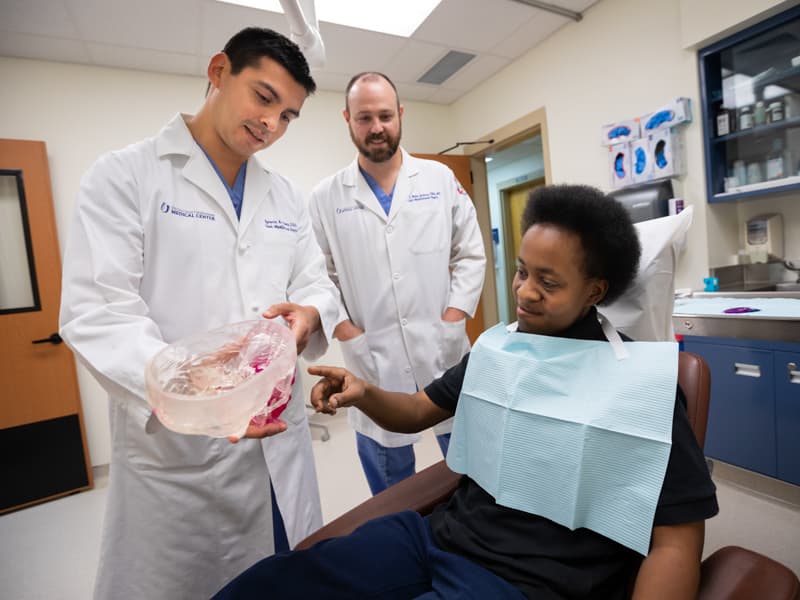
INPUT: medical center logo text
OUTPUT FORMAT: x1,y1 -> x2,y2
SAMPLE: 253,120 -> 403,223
160,202 -> 216,221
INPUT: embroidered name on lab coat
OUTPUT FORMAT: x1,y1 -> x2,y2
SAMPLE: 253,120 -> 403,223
335,205 -> 364,215
408,191 -> 441,202
160,202 -> 216,221
264,219 -> 299,232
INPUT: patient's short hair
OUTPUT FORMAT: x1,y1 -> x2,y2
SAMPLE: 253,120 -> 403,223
521,184 -> 641,305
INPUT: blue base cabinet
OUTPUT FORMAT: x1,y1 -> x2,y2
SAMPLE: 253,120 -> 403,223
683,336 -> 800,486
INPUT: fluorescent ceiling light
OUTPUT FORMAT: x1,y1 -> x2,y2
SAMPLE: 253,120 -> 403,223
217,0 -> 442,37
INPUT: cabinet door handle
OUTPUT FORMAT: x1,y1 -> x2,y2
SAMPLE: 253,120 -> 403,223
789,362 -> 800,384
733,362 -> 761,378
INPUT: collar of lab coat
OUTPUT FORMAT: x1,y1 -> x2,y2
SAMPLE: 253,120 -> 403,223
155,113 -> 273,235
343,147 -> 420,224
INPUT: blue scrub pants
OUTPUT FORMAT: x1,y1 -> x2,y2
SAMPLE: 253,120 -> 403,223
357,432 -> 452,495
212,511 -> 525,599
270,481 -> 289,553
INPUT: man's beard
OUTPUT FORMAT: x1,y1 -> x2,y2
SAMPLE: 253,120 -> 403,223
350,125 -> 401,163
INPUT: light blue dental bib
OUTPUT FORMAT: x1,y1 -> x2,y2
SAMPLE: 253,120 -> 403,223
446,320 -> 678,555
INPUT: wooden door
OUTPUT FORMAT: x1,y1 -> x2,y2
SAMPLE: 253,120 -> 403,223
0,139 -> 92,513
413,154 -> 484,344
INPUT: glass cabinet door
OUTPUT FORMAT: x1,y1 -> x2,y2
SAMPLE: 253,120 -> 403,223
700,5 -> 800,202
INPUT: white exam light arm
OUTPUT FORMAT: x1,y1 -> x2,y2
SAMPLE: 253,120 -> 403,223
278,0 -> 326,68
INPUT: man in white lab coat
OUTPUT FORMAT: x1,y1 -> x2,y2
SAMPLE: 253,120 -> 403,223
309,72 -> 486,495
59,28 -> 340,599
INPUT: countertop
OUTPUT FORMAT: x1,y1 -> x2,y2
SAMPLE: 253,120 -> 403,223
672,292 -> 800,343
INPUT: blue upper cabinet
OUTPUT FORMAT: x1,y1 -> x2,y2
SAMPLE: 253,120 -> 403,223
699,5 -> 800,203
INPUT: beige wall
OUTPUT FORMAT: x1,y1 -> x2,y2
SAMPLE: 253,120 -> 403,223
0,57 -> 455,466
450,0 -> 800,289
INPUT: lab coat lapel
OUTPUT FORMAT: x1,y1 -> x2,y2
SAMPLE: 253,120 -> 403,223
157,114 -> 239,229
386,148 -> 416,225
181,153 -> 239,230
239,155 -> 272,234
345,159 -> 388,223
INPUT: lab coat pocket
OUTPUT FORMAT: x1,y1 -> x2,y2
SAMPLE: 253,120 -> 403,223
408,209 -> 448,254
438,318 -> 469,372
124,404 -> 221,470
339,333 -> 380,383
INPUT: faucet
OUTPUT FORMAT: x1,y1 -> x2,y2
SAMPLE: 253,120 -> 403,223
785,260 -> 800,283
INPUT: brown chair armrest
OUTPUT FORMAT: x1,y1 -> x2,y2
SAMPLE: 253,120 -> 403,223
699,546 -> 800,600
296,460 -> 461,551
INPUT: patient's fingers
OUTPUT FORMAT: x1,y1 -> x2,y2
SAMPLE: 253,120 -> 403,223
310,376 -> 338,415
307,365 -> 366,413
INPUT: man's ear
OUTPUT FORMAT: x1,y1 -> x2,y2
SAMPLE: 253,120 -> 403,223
398,104 -> 404,119
342,109 -> 350,124
207,52 -> 229,91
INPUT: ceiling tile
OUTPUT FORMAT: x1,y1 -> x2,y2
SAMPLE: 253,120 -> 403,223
490,11 -> 568,58
394,82 -> 438,102
0,32 -> 90,63
66,0 -> 200,53
439,54 -> 510,92
382,40 -> 447,82
85,43 -> 200,76
318,22 -> 406,74
426,87 -> 463,105
412,0 -> 535,53
2,0 -> 80,38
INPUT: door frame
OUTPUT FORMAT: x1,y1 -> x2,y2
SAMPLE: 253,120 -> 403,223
457,107 -> 552,327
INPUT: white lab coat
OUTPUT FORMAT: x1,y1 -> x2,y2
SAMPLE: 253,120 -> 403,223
59,114 -> 340,599
309,149 -> 486,446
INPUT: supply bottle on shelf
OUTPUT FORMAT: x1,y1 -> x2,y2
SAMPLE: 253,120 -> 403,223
754,101 -> 767,126
716,105 -> 733,136
765,138 -> 786,181
739,105 -> 754,130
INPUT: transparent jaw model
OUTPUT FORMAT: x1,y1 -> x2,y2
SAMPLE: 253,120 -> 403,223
146,320 -> 297,438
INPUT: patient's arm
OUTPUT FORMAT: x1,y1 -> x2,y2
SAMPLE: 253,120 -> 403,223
308,365 -> 452,433
631,520 -> 704,600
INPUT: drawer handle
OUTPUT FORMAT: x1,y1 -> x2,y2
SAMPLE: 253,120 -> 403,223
734,362 -> 761,378
789,362 -> 800,385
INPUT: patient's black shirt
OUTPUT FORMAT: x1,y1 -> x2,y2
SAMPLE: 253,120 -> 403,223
424,308 -> 719,599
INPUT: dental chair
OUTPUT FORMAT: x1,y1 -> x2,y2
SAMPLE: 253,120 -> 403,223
297,352 -> 800,600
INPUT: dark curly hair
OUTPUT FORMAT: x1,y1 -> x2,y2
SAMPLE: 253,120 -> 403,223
223,27 -> 316,94
521,184 -> 640,305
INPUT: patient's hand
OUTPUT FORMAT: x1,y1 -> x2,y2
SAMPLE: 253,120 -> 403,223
308,365 -> 366,415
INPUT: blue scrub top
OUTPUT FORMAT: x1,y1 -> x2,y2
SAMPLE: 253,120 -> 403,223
200,145 -> 247,219
359,166 -> 395,216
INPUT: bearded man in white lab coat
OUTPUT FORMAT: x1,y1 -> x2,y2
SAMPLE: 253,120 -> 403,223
59,28 -> 341,600
309,72 -> 486,495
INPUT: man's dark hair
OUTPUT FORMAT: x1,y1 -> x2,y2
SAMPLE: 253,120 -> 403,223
344,72 -> 399,111
521,184 -> 641,305
222,27 -> 316,94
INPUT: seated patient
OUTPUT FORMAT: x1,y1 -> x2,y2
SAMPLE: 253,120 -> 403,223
213,184 -> 718,600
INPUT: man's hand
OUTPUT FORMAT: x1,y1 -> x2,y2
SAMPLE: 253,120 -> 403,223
333,319 -> 364,342
227,418 -> 288,443
307,365 -> 367,415
263,303 -> 321,354
442,307 -> 468,322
